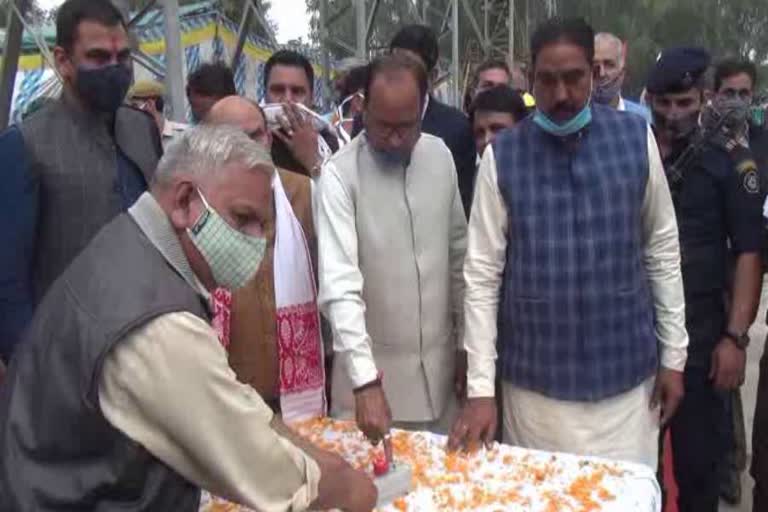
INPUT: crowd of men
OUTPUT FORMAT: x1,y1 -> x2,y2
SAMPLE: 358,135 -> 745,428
0,1 -> 767,511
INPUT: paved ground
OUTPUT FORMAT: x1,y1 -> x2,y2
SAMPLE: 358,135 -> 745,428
719,281 -> 767,512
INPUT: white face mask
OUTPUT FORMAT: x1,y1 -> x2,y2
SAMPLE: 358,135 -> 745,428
335,92 -> 364,125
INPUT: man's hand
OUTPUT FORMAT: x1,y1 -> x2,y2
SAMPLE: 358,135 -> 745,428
339,467 -> 378,512
447,397 -> 497,452
273,102 -> 320,173
309,445 -> 377,512
454,350 -> 468,402
710,337 -> 747,390
354,383 -> 392,443
651,367 -> 684,426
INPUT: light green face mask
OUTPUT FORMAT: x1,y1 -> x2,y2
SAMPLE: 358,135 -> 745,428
187,188 -> 267,290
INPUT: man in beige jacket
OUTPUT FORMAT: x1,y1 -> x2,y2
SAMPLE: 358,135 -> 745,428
317,54 -> 468,444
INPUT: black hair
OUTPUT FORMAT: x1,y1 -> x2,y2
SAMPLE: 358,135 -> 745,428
338,65 -> 369,116
364,54 -> 429,107
186,62 -> 237,98
530,17 -> 594,68
476,59 -> 511,80
339,65 -> 370,99
469,86 -> 529,126
390,24 -> 439,73
263,50 -> 315,93
714,58 -> 758,92
56,0 -> 126,52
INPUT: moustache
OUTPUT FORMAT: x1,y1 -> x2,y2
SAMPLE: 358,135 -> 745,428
551,103 -> 579,119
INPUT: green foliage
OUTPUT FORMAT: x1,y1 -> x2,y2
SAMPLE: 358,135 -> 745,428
305,0 -> 768,96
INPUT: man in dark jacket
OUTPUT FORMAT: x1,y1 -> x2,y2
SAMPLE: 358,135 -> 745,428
0,0 -> 162,362
353,25 -> 477,216
703,57 -> 768,508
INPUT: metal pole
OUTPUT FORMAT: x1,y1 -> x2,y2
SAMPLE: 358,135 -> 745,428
128,0 -> 158,27
508,0 -> 514,61
320,0 -> 332,110
251,1 -> 278,49
451,0 -> 459,107
423,0 -> 429,22
232,2 -> 253,70
355,0 -> 366,59
162,0 -> 186,122
111,0 -> 131,22
0,0 -> 27,128
483,0 -> 489,58
366,0 -> 382,42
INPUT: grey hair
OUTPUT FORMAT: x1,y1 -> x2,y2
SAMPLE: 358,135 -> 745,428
595,32 -> 625,69
154,124 -> 274,183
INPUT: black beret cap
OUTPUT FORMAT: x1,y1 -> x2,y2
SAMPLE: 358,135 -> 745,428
646,47 -> 711,94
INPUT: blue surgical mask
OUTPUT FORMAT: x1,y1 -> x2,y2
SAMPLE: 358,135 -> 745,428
533,102 -> 593,137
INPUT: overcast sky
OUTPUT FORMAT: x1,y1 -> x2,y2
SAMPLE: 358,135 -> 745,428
36,0 -> 310,44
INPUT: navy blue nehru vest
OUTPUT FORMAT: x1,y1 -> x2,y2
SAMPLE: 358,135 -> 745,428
495,105 -> 657,401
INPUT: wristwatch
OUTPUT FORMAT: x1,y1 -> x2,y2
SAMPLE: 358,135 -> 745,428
723,329 -> 750,349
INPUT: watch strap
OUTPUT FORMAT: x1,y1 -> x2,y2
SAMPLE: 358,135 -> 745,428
724,329 -> 750,349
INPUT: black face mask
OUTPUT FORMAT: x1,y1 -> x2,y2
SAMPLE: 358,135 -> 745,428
75,63 -> 133,113
653,110 -> 700,142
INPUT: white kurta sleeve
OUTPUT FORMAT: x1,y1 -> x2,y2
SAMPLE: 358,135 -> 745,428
448,157 -> 469,349
642,129 -> 689,372
464,146 -> 509,398
98,312 -> 320,512
316,162 -> 379,389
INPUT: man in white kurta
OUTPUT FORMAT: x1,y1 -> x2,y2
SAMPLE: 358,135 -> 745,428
317,55 -> 468,442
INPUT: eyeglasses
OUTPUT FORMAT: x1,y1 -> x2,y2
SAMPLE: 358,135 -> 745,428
365,117 -> 421,140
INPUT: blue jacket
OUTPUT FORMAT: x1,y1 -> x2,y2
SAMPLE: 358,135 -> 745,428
494,105 -> 658,401
622,98 -> 652,124
0,127 -> 37,362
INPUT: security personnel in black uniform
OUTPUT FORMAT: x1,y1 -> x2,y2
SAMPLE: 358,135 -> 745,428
647,47 -> 764,512
709,57 -> 768,506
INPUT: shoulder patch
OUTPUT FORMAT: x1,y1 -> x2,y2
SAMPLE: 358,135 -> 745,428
743,169 -> 760,194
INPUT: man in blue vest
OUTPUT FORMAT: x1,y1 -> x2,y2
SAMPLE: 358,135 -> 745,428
648,48 -> 764,512
447,18 -> 688,471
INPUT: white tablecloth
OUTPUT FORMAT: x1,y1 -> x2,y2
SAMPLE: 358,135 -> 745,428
199,418 -> 661,512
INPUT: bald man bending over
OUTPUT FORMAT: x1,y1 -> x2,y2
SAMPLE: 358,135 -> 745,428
205,97 -> 324,417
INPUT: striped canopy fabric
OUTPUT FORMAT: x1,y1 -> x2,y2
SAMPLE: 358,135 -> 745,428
10,1 -> 335,124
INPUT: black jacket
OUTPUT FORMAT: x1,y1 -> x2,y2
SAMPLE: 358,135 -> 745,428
751,124 -> 768,192
354,96 -> 477,217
